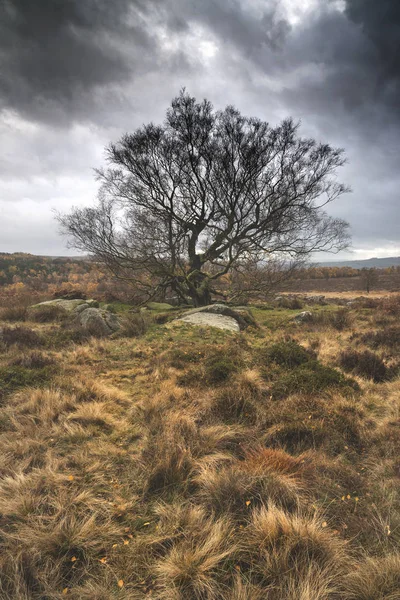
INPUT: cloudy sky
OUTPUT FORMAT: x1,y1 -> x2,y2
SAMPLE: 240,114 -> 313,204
0,0 -> 399,259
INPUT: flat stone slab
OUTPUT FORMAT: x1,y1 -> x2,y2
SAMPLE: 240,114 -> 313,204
180,303 -> 255,330
30,299 -> 98,312
175,312 -> 240,332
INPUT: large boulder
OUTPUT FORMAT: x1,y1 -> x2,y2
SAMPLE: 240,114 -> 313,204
173,304 -> 256,332
30,298 -> 98,312
73,308 -> 120,337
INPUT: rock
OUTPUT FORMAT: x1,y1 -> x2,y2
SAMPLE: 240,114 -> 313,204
294,311 -> 313,322
30,298 -> 99,312
31,298 -> 87,312
73,303 -> 90,314
174,304 -> 256,332
175,312 -> 240,332
73,308 -> 121,337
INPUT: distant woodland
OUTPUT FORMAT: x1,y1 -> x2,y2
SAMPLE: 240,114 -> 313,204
1,253 -> 400,303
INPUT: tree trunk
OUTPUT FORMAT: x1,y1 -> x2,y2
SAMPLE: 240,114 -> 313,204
187,270 -> 211,307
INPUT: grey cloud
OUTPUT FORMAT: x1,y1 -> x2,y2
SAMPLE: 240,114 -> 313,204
0,0 -> 193,125
0,0 -> 399,256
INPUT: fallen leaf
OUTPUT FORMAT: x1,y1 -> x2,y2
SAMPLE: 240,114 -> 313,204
67,475 -> 74,481
62,589 -> 69,595
71,556 -> 77,563
99,557 -> 107,564
322,522 -> 328,528
118,580 -> 124,588
123,540 -> 129,545
245,500 -> 251,506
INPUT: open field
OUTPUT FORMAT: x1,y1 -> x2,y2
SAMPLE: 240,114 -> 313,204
0,296 -> 399,598
280,273 -> 400,295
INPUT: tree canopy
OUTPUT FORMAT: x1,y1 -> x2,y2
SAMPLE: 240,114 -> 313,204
59,90 -> 350,306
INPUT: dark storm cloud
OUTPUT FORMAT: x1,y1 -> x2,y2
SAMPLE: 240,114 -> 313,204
279,0 -> 400,127
0,0 -> 192,125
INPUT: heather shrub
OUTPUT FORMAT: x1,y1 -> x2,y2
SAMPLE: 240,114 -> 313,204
261,340 -> 315,369
270,361 -> 360,400
10,351 -> 56,370
380,294 -> 400,315
359,326 -> 400,350
339,349 -> 389,383
118,312 -> 149,337
276,296 -> 304,309
0,326 -> 43,349
0,306 -> 27,322
310,309 -> 353,331
204,356 -> 239,385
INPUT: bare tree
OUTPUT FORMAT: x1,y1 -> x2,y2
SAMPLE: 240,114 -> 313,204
360,267 -> 379,293
58,90 -> 350,307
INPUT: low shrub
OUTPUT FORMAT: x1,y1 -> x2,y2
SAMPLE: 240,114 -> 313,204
0,306 -> 27,322
380,294 -> 400,316
204,356 -> 239,385
0,326 -> 43,349
310,309 -> 353,331
28,304 -> 68,323
119,312 -> 149,337
261,340 -> 315,369
270,361 -> 360,400
177,347 -> 242,387
9,351 -> 56,370
359,326 -> 400,350
339,349 -> 389,382
43,326 -> 90,348
276,296 -> 304,309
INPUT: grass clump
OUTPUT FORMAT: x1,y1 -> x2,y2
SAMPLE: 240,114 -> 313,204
270,360 -> 360,400
339,348 -> 390,382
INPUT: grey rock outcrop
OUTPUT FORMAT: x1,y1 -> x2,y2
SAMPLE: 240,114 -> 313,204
173,304 -> 256,332
73,307 -> 120,337
30,298 -> 99,312
294,311 -> 313,322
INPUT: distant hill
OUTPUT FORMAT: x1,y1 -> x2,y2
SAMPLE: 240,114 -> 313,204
316,256 -> 400,269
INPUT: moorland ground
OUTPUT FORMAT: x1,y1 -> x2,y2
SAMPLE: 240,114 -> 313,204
0,295 -> 399,599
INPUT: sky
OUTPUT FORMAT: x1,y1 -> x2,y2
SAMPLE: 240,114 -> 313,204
0,0 -> 399,260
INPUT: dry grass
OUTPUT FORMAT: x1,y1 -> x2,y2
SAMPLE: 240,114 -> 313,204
0,299 -> 399,598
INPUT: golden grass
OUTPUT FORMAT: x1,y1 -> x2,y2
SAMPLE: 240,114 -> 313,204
0,302 -> 399,598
